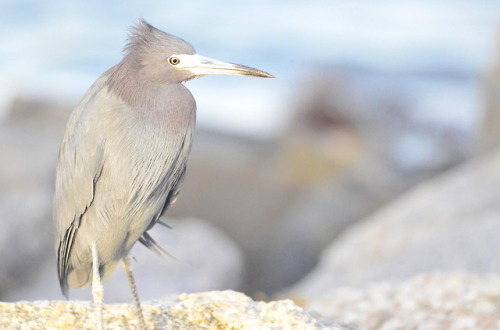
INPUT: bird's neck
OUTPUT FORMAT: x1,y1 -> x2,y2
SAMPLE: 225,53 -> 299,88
105,61 -> 196,130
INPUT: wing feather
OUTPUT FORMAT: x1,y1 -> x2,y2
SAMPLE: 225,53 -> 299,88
54,77 -> 108,294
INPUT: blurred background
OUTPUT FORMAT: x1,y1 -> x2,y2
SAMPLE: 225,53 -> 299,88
1,0 -> 499,303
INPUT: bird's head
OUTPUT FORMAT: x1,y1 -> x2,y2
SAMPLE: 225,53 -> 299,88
124,19 -> 274,84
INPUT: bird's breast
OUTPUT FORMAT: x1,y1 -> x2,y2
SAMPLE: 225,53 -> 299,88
123,83 -> 196,133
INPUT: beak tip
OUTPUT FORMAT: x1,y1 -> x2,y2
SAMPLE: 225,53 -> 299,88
254,71 -> 275,78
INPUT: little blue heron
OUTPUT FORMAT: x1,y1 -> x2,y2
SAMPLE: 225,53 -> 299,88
53,18 -> 273,329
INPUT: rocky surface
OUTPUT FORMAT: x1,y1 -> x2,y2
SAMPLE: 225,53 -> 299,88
4,273 -> 500,329
287,146 -> 500,298
0,291 -> 347,329
299,272 -> 500,330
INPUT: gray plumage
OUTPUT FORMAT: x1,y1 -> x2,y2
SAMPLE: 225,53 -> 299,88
53,18 -> 273,304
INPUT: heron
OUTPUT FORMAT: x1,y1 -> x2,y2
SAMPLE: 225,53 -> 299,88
53,18 -> 273,329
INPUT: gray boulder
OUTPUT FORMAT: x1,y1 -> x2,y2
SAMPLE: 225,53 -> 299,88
287,146 -> 500,298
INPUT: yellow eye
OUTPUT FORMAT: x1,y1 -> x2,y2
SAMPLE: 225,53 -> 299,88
169,57 -> 180,65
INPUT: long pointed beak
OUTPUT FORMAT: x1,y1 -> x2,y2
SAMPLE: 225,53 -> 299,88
171,54 -> 274,78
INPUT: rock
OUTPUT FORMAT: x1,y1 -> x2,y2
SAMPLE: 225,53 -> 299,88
6,218 -> 245,302
300,272 -> 500,330
265,151 -> 423,293
0,291 -> 348,329
286,146 -> 500,299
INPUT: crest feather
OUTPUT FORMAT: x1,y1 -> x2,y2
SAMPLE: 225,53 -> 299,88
124,18 -> 195,56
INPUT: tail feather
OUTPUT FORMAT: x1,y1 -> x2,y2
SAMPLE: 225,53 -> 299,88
138,232 -> 179,262
57,223 -> 79,299
156,219 -> 173,229
59,276 -> 69,299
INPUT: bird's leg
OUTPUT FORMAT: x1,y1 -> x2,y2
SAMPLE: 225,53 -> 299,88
122,256 -> 146,330
91,241 -> 105,330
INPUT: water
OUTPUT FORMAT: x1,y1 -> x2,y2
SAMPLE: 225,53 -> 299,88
0,0 -> 499,139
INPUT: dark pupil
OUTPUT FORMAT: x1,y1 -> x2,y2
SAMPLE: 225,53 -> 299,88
170,58 -> 179,65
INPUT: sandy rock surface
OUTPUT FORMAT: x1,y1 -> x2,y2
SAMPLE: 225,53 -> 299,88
0,291 -> 347,329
